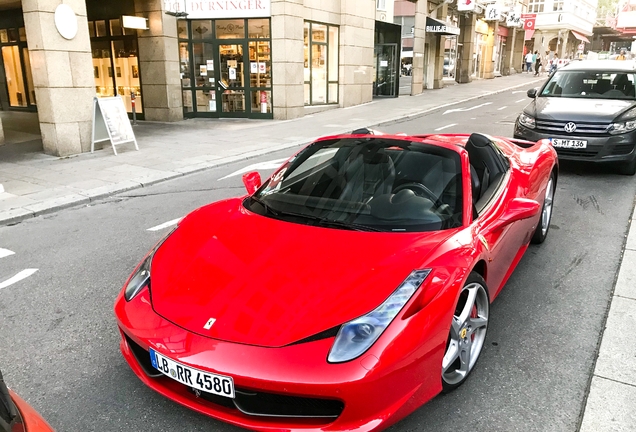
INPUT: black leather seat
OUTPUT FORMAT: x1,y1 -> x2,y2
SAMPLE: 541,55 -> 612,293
339,148 -> 395,203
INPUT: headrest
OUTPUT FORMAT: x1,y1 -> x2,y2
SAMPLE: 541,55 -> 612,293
467,133 -> 495,149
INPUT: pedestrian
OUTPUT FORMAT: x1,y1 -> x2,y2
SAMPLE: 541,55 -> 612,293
525,51 -> 534,73
550,54 -> 559,74
617,49 -> 627,60
534,51 -> 542,76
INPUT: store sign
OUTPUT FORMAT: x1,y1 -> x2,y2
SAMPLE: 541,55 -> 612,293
457,0 -> 475,12
506,6 -> 522,27
164,0 -> 271,19
521,13 -> 537,40
485,5 -> 501,21
425,17 -> 460,35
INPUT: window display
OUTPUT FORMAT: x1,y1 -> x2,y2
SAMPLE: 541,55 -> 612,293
0,27 -> 35,109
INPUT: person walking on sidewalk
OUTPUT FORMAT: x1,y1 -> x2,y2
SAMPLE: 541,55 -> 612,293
534,51 -> 542,76
525,52 -> 534,73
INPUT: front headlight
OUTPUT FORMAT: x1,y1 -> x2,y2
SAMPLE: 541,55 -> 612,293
518,113 -> 536,129
124,254 -> 152,301
327,269 -> 431,363
124,228 -> 175,302
609,120 -> 636,135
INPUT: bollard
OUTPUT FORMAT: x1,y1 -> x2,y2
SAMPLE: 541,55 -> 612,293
131,90 -> 137,125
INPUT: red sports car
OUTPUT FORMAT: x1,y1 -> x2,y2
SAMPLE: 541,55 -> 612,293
115,132 -> 557,431
1,370 -> 55,432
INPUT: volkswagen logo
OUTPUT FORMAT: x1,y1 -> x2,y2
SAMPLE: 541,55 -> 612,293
564,122 -> 577,133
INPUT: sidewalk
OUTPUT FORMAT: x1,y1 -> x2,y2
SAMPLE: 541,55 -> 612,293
0,73 -> 542,226
579,209 -> 636,431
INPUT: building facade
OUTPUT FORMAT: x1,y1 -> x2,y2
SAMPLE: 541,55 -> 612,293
0,0 -> 409,155
527,0 -> 597,58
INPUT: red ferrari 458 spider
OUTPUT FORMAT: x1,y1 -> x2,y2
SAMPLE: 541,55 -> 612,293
115,131 -> 557,431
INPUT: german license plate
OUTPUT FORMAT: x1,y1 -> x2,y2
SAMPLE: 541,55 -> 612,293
550,139 -> 587,149
149,348 -> 235,398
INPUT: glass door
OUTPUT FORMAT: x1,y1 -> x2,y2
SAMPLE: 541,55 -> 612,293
373,43 -> 398,97
192,41 -> 218,117
0,27 -> 35,110
219,43 -> 245,115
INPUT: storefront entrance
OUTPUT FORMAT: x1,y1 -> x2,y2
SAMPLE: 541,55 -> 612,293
0,27 -> 36,111
179,19 -> 273,119
374,44 -> 398,97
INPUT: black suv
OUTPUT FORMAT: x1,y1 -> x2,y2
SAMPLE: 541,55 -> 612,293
514,60 -> 636,175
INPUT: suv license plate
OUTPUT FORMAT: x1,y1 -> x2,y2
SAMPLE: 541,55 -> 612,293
551,139 -> 587,149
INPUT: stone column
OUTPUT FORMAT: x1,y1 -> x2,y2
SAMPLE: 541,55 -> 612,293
23,0 -> 95,156
339,0 -> 375,107
134,0 -> 182,122
411,0 -> 427,95
482,21 -> 496,79
561,32 -> 569,58
271,0 -> 304,119
456,13 -> 475,83
432,4 -> 448,89
506,27 -> 518,74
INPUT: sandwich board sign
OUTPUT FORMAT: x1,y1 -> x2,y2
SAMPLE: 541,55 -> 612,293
91,96 -> 138,155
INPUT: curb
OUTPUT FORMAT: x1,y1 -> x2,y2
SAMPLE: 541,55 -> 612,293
0,76 -> 544,227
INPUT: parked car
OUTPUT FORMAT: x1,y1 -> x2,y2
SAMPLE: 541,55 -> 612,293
514,60 -> 636,175
115,131 -> 557,431
0,369 -> 54,432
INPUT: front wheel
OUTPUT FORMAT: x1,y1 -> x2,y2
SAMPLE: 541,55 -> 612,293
442,272 -> 489,392
531,172 -> 556,244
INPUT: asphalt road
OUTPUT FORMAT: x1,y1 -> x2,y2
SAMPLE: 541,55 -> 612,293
1,89 -> 634,432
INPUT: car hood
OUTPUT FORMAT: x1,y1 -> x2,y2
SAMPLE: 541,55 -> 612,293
529,97 -> 635,122
150,198 -> 455,347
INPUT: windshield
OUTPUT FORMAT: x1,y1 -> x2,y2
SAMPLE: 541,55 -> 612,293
541,70 -> 636,100
246,138 -> 463,232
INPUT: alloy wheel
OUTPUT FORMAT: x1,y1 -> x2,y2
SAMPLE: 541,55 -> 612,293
442,282 -> 489,386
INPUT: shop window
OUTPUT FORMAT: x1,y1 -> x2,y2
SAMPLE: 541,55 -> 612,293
0,30 -> 7,43
216,19 -> 246,39
304,21 -> 339,106
1,46 -> 27,107
19,27 -> 26,42
192,20 -> 213,39
89,19 -> 143,118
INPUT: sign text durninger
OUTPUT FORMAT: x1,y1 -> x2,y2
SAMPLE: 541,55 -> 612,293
165,0 -> 271,19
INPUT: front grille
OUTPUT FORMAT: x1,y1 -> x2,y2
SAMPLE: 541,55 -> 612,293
126,334 -> 344,419
125,334 -> 163,378
554,148 -> 598,158
611,143 -> 635,155
536,119 -> 610,135
233,390 -> 344,418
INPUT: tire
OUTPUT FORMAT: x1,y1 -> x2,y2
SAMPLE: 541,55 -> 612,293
442,272 -> 489,392
617,158 -> 636,176
531,172 -> 556,244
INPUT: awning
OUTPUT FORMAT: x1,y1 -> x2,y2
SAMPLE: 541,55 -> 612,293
571,30 -> 590,43
425,17 -> 461,36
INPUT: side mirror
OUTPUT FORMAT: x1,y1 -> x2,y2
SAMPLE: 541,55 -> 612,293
527,88 -> 538,98
242,171 -> 262,195
489,198 -> 541,232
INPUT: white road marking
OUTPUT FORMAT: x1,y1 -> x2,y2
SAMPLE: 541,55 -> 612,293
512,90 -> 526,94
0,248 -> 15,259
0,269 -> 38,290
147,218 -> 182,232
516,99 -> 526,103
443,102 -> 492,115
435,123 -> 457,131
218,158 -> 289,181
498,106 -> 508,111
